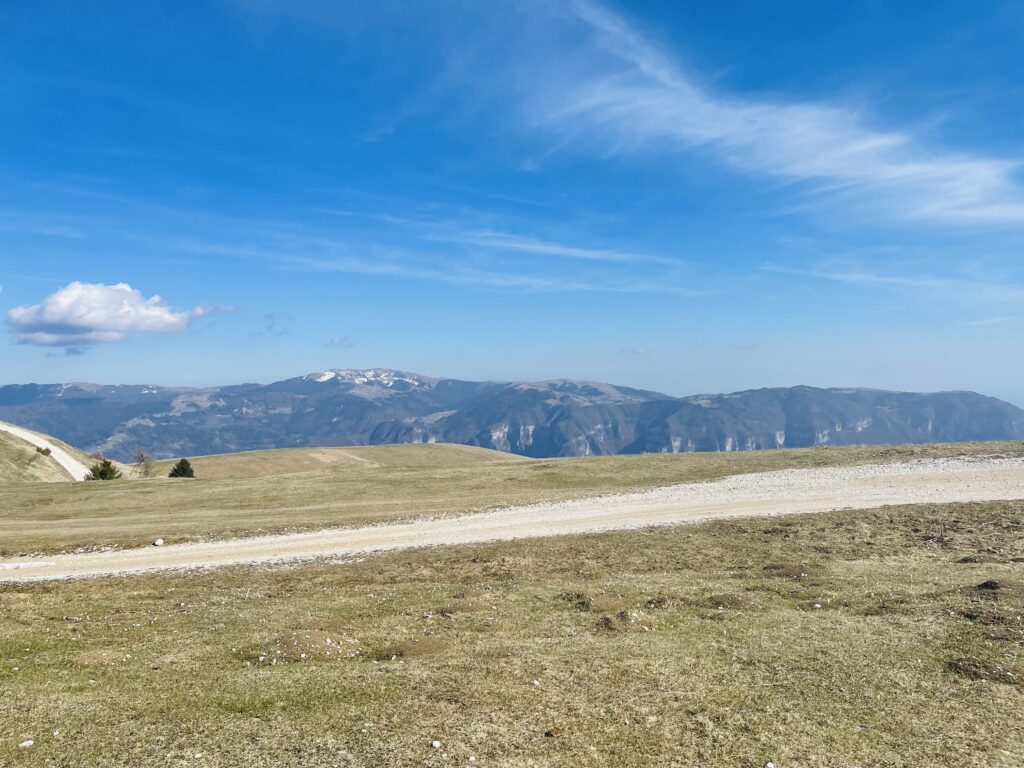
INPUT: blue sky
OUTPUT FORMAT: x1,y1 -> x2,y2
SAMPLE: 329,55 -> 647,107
1,1 -> 1023,404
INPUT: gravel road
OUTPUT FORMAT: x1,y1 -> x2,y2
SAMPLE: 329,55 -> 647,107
2,455 -> 1023,582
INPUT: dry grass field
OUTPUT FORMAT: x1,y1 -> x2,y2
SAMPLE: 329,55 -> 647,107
1,440 -> 1023,556
1,499 -> 1022,766
150,443 -> 528,479
2,441 -> 1023,766
0,428 -> 95,484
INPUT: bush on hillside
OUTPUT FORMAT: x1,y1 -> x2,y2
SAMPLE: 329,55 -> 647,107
36,446 -> 52,456
85,459 -> 122,481
168,458 -> 196,478
133,448 -> 156,478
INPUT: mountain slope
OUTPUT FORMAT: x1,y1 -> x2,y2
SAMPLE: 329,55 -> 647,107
0,420 -> 93,482
0,371 -> 1021,461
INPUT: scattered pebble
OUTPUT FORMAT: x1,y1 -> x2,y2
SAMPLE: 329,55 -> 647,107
532,679 -> 540,686
153,538 -> 164,547
765,762 -> 776,768
19,740 -> 34,748
431,740 -> 441,749
812,603 -> 822,610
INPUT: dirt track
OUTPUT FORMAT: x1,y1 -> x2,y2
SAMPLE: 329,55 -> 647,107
3,455 -> 1023,582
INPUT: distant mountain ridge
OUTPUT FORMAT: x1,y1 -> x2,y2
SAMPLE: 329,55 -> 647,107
0,369 -> 1022,461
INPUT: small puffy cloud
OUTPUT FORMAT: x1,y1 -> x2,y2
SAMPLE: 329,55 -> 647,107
326,335 -> 354,348
6,281 -> 230,347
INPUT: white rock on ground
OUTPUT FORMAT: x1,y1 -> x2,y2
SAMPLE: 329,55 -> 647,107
19,740 -> 34,748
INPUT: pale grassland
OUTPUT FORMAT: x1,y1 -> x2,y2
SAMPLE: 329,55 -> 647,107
150,443 -> 528,479
2,440 -> 1023,556
1,500 -> 1022,767
0,429 -> 83,483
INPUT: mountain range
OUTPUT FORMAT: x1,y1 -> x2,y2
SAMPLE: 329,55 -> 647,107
0,369 -> 1022,462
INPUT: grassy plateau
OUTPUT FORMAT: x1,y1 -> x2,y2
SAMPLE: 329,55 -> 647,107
0,441 -> 1022,766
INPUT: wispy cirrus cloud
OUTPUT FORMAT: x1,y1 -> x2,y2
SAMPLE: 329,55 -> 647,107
519,0 -> 1024,228
964,316 -> 1013,326
284,251 -> 703,296
422,228 -> 677,265
168,208 -> 702,296
762,263 -> 1024,304
322,209 -> 680,266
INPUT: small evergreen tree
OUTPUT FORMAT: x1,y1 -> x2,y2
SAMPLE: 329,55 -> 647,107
85,459 -> 122,481
168,458 -> 195,478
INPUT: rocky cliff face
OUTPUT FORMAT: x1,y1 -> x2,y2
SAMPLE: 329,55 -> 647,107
1,370 -> 1021,461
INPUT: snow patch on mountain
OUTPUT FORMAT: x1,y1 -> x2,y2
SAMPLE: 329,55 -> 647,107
305,369 -> 437,390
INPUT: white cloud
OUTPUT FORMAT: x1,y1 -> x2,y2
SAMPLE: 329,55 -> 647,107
965,316 -> 1013,326
522,0 -> 1024,227
323,210 -> 680,265
6,282 -> 229,347
762,264 -> 1024,304
423,228 -> 677,265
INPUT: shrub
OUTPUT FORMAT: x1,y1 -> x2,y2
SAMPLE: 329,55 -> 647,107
168,458 -> 196,478
133,449 -> 156,478
85,459 -> 122,481
35,446 -> 52,456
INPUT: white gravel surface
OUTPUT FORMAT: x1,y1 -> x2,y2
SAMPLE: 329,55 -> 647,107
2,455 -> 1023,582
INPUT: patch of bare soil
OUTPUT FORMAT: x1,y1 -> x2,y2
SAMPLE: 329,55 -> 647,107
759,563 -> 820,580
703,592 -> 759,610
860,593 -> 912,616
595,609 -> 656,632
254,630 -> 361,665
969,579 -> 1024,598
368,637 -> 448,662
644,593 -> 678,610
947,656 -> 1022,686
559,591 -> 629,613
